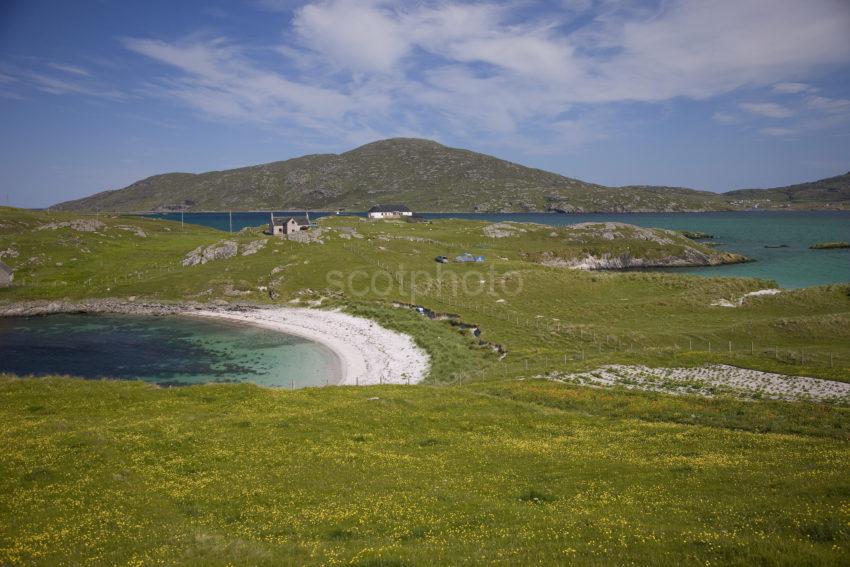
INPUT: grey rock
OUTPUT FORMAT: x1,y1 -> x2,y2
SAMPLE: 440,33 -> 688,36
241,239 -> 267,256
182,240 -> 239,267
38,219 -> 104,232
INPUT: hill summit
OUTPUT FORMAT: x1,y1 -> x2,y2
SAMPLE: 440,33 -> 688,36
52,138 -> 847,212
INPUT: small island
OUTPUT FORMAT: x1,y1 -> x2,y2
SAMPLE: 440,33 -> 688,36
678,230 -> 714,239
810,241 -> 850,249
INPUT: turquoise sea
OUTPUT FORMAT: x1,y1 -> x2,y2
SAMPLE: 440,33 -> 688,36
149,211 -> 850,288
0,314 -> 340,388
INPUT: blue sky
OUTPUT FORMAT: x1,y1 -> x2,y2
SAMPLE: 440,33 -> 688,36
1,0 -> 850,208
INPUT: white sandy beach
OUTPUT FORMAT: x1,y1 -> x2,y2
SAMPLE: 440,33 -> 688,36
189,308 -> 430,386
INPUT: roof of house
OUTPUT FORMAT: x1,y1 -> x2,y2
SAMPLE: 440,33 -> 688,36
368,204 -> 411,213
271,215 -> 310,226
0,261 -> 13,276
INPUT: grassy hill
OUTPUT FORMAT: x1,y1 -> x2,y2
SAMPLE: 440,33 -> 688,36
53,138 -> 740,213
725,171 -> 850,209
2,207 -> 850,564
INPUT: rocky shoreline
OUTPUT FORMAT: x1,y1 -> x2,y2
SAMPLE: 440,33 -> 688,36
540,250 -> 750,271
0,298 -> 260,318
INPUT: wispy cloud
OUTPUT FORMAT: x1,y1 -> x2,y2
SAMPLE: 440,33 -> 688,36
712,111 -> 737,124
806,95 -> 850,113
47,62 -> 90,76
739,102 -> 794,118
0,59 -> 123,100
772,82 -> 816,94
25,0 -> 850,149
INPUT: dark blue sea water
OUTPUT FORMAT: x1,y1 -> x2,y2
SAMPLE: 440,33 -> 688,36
0,314 -> 340,387
148,211 -> 850,288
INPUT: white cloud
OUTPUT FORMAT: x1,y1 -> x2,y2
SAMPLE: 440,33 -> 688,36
773,82 -> 815,94
806,95 -> 850,113
739,102 -> 794,118
122,37 -> 353,124
591,0 -> 850,102
293,0 -> 410,73
116,0 -> 850,144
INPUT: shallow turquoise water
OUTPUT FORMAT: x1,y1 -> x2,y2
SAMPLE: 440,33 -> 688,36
0,314 -> 340,388
148,211 -> 848,288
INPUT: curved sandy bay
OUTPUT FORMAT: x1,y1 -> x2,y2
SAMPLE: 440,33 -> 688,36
190,308 -> 430,386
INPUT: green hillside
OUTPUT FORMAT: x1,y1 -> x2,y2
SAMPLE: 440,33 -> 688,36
52,138 -> 736,213
725,172 -> 850,209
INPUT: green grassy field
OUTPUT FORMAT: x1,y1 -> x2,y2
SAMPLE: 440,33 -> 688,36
1,377 -> 848,566
1,207 -> 849,565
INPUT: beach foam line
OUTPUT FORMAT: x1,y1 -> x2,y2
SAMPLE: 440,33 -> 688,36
189,308 -> 429,386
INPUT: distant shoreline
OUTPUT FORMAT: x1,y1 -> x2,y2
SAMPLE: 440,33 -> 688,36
28,207 -> 850,215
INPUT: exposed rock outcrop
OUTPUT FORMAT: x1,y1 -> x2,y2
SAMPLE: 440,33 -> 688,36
0,299 -> 276,319
540,249 -> 748,270
241,239 -> 267,256
483,222 -> 526,238
182,240 -> 238,266
0,247 -> 18,260
288,229 -> 325,244
38,219 -> 104,232
116,225 -> 147,238
566,222 -> 675,244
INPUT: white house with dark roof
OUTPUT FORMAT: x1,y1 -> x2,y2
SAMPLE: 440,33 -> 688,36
367,204 -> 413,219
269,213 -> 311,236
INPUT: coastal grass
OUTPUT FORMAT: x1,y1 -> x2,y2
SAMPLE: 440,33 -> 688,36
2,208 -> 850,565
1,375 -> 848,566
2,208 -> 850,382
470,378 -> 850,440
